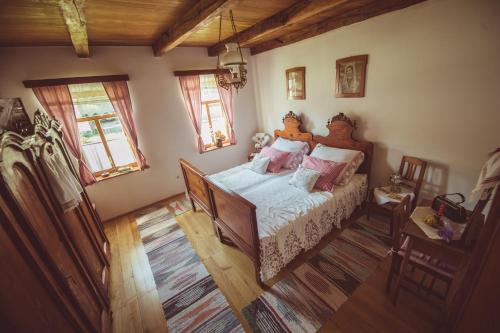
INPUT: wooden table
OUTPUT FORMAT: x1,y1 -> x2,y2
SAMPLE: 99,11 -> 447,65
403,220 -> 468,267
394,211 -> 471,308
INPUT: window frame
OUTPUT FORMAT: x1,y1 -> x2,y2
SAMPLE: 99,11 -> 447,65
201,99 -> 231,150
76,112 -> 139,178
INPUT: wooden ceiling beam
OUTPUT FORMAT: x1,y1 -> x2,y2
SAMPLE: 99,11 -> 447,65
249,0 -> 426,55
153,0 -> 239,56
57,0 -> 89,58
207,0 -> 351,57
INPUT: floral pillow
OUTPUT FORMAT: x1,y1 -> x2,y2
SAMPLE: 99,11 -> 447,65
271,137 -> 310,169
285,144 -> 310,169
337,152 -> 364,185
302,155 -> 346,191
260,146 -> 290,173
288,165 -> 321,192
310,144 -> 365,186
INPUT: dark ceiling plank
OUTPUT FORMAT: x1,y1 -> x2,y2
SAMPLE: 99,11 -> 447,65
57,0 -> 89,57
23,75 -> 129,88
207,0 -> 351,57
249,0 -> 426,55
153,0 -> 239,56
173,69 -> 230,76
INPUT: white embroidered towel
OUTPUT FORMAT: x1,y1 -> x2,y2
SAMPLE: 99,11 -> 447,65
41,149 -> 83,212
469,149 -> 500,203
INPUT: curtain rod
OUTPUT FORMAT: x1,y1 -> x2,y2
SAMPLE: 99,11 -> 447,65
23,74 -> 130,88
173,69 -> 230,77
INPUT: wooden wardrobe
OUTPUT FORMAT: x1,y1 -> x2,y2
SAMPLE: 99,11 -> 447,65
0,109 -> 111,332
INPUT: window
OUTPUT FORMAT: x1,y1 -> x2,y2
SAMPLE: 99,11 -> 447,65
69,83 -> 138,179
199,75 -> 230,149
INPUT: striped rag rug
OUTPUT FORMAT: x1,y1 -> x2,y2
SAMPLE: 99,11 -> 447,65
135,204 -> 243,333
242,215 -> 392,333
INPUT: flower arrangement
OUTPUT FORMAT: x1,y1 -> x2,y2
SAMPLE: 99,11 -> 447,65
214,130 -> 226,147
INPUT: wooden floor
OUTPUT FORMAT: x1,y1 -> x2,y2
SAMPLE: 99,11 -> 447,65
105,195 -> 440,333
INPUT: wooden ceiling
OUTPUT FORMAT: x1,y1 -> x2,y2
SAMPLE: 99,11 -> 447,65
0,0 -> 425,57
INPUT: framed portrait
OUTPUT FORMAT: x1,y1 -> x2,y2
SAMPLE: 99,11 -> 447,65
335,55 -> 368,98
286,67 -> 305,100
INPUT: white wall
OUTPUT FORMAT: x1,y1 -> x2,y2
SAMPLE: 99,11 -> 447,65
251,0 -> 500,207
0,46 -> 258,220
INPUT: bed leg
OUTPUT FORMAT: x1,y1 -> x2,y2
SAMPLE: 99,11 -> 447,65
215,226 -> 225,243
255,264 -> 267,290
189,197 -> 196,212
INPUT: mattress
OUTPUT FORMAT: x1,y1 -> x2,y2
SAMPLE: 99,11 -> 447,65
208,163 -> 368,280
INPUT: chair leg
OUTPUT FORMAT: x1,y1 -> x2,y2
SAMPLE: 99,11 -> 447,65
386,253 -> 401,293
427,277 -> 436,296
389,215 -> 394,239
418,273 -> 427,293
393,238 -> 413,305
444,280 -> 451,299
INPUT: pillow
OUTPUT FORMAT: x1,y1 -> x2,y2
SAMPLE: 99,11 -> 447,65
246,154 -> 271,174
260,146 -> 290,173
288,165 -> 321,192
271,137 -> 309,169
310,144 -> 364,185
302,155 -> 346,191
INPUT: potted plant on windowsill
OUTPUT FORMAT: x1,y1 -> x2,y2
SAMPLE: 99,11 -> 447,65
214,130 -> 226,148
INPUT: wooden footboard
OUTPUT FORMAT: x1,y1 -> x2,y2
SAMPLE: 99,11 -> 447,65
179,158 -> 263,286
179,159 -> 213,218
205,178 -> 263,287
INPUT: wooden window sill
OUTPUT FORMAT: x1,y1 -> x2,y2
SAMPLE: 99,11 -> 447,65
94,167 -> 140,183
202,142 -> 235,153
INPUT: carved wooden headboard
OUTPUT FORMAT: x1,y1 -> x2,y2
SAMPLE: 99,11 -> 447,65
274,111 -> 315,149
313,112 -> 373,178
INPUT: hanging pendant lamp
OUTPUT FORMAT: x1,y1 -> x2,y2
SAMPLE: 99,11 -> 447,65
215,10 -> 247,92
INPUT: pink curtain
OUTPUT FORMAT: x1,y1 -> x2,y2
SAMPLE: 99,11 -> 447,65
33,85 -> 96,186
179,75 -> 205,152
103,81 -> 149,170
216,74 -> 236,144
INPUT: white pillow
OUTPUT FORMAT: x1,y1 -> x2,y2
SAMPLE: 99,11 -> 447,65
246,154 -> 271,174
288,165 -> 321,192
310,144 -> 364,185
271,137 -> 310,169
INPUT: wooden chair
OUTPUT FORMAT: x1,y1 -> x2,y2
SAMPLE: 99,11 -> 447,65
367,156 -> 427,235
385,195 -> 412,294
388,189 -> 493,306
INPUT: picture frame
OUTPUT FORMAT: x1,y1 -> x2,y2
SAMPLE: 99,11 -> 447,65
0,98 -> 33,135
335,55 -> 368,98
286,67 -> 306,100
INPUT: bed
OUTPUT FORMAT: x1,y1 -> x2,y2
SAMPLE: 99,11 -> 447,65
179,112 -> 373,287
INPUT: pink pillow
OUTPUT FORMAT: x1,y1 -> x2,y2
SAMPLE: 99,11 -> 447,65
260,146 -> 290,173
302,155 -> 346,191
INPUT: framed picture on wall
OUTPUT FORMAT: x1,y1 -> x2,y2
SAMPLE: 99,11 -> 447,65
286,67 -> 305,100
335,55 -> 368,98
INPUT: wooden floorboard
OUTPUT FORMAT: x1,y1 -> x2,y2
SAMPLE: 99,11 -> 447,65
105,196 -> 440,333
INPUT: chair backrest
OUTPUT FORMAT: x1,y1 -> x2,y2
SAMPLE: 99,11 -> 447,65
461,187 -> 494,250
398,156 -> 427,207
391,195 -> 412,251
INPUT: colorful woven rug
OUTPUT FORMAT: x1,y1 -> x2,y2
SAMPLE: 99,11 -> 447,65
135,204 -> 243,333
169,198 -> 192,216
242,216 -> 392,332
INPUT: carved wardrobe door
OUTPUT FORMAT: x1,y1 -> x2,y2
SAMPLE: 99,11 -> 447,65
45,126 -> 111,297
0,131 -> 109,332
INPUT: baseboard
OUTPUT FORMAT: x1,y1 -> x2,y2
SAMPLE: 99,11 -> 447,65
102,192 -> 185,224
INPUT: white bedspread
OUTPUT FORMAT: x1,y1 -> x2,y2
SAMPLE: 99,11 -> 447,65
208,163 -> 367,280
